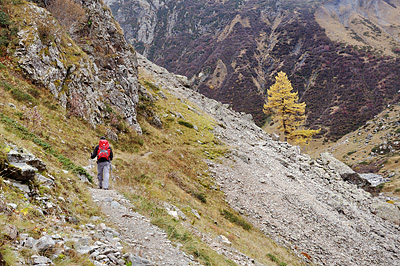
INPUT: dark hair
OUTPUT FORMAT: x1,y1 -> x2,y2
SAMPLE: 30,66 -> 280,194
100,136 -> 106,140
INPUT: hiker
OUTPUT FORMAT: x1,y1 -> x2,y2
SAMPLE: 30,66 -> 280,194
91,136 -> 113,189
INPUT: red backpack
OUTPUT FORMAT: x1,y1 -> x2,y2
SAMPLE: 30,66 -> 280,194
97,139 -> 110,160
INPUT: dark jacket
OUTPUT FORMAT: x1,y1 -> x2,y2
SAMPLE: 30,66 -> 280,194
91,145 -> 113,163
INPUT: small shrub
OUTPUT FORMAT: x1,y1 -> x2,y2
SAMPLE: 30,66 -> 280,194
43,100 -> 58,110
394,188 -> 400,193
0,11 -> 10,27
37,23 -> 54,45
67,90 -> 88,119
267,253 -> 279,262
192,191 -> 207,203
0,62 -> 6,69
104,103 -> 113,114
347,150 -> 357,156
21,105 -> 42,133
221,209 -> 252,231
266,253 -> 287,265
178,120 -> 194,128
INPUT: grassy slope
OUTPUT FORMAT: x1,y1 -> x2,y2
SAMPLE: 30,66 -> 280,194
0,9 -> 305,266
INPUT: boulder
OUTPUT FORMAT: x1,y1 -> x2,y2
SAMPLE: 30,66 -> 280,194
151,115 -> 163,129
35,235 -> 55,254
7,149 -> 46,171
3,224 -> 18,240
5,147 -> 47,182
6,163 -> 37,181
128,254 -> 154,266
319,153 -> 379,195
216,235 -> 232,246
31,255 -> 53,265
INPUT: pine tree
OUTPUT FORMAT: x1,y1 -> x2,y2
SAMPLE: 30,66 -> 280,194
263,71 -> 319,144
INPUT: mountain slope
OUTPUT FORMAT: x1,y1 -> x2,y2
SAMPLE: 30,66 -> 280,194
1,1 -> 400,266
106,0 -> 400,140
316,0 -> 400,56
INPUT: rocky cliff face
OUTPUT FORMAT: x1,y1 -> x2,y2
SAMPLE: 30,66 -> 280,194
14,0 -> 141,131
106,0 -> 400,140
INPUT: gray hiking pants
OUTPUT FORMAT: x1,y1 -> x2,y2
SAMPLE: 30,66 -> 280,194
97,161 -> 110,189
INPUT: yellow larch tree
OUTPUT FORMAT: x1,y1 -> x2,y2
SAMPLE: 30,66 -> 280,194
263,71 -> 319,145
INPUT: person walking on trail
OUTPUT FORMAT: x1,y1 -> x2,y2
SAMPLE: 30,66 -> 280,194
91,136 -> 113,190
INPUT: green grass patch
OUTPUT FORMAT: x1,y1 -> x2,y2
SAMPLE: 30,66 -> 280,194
0,81 -> 14,91
3,83 -> 38,105
134,173 -> 152,184
143,80 -> 160,91
221,209 -> 252,231
178,120 -> 194,128
191,191 -> 207,203
267,253 -> 287,266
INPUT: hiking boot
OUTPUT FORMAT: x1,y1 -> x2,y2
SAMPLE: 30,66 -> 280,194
103,188 -> 109,190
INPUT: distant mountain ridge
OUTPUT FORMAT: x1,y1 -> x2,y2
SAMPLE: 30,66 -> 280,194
106,0 -> 400,140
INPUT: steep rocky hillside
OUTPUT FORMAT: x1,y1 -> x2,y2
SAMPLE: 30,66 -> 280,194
137,53 -> 400,266
105,0 -> 400,140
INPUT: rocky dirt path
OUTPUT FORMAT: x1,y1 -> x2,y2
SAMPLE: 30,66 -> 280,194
90,188 -> 200,266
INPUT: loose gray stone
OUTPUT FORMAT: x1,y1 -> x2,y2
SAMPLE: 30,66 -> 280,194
35,235 -> 55,253
3,224 -> 18,240
32,255 -> 53,265
128,254 -> 154,266
157,91 -> 167,99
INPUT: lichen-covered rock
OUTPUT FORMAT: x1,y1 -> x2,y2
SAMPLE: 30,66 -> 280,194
4,146 -> 46,182
3,224 -> 18,240
7,149 -> 46,172
35,235 -> 56,254
13,1 -> 141,132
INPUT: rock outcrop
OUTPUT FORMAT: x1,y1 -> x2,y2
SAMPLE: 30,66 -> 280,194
3,144 -> 46,183
319,152 -> 380,195
13,0 -> 140,131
